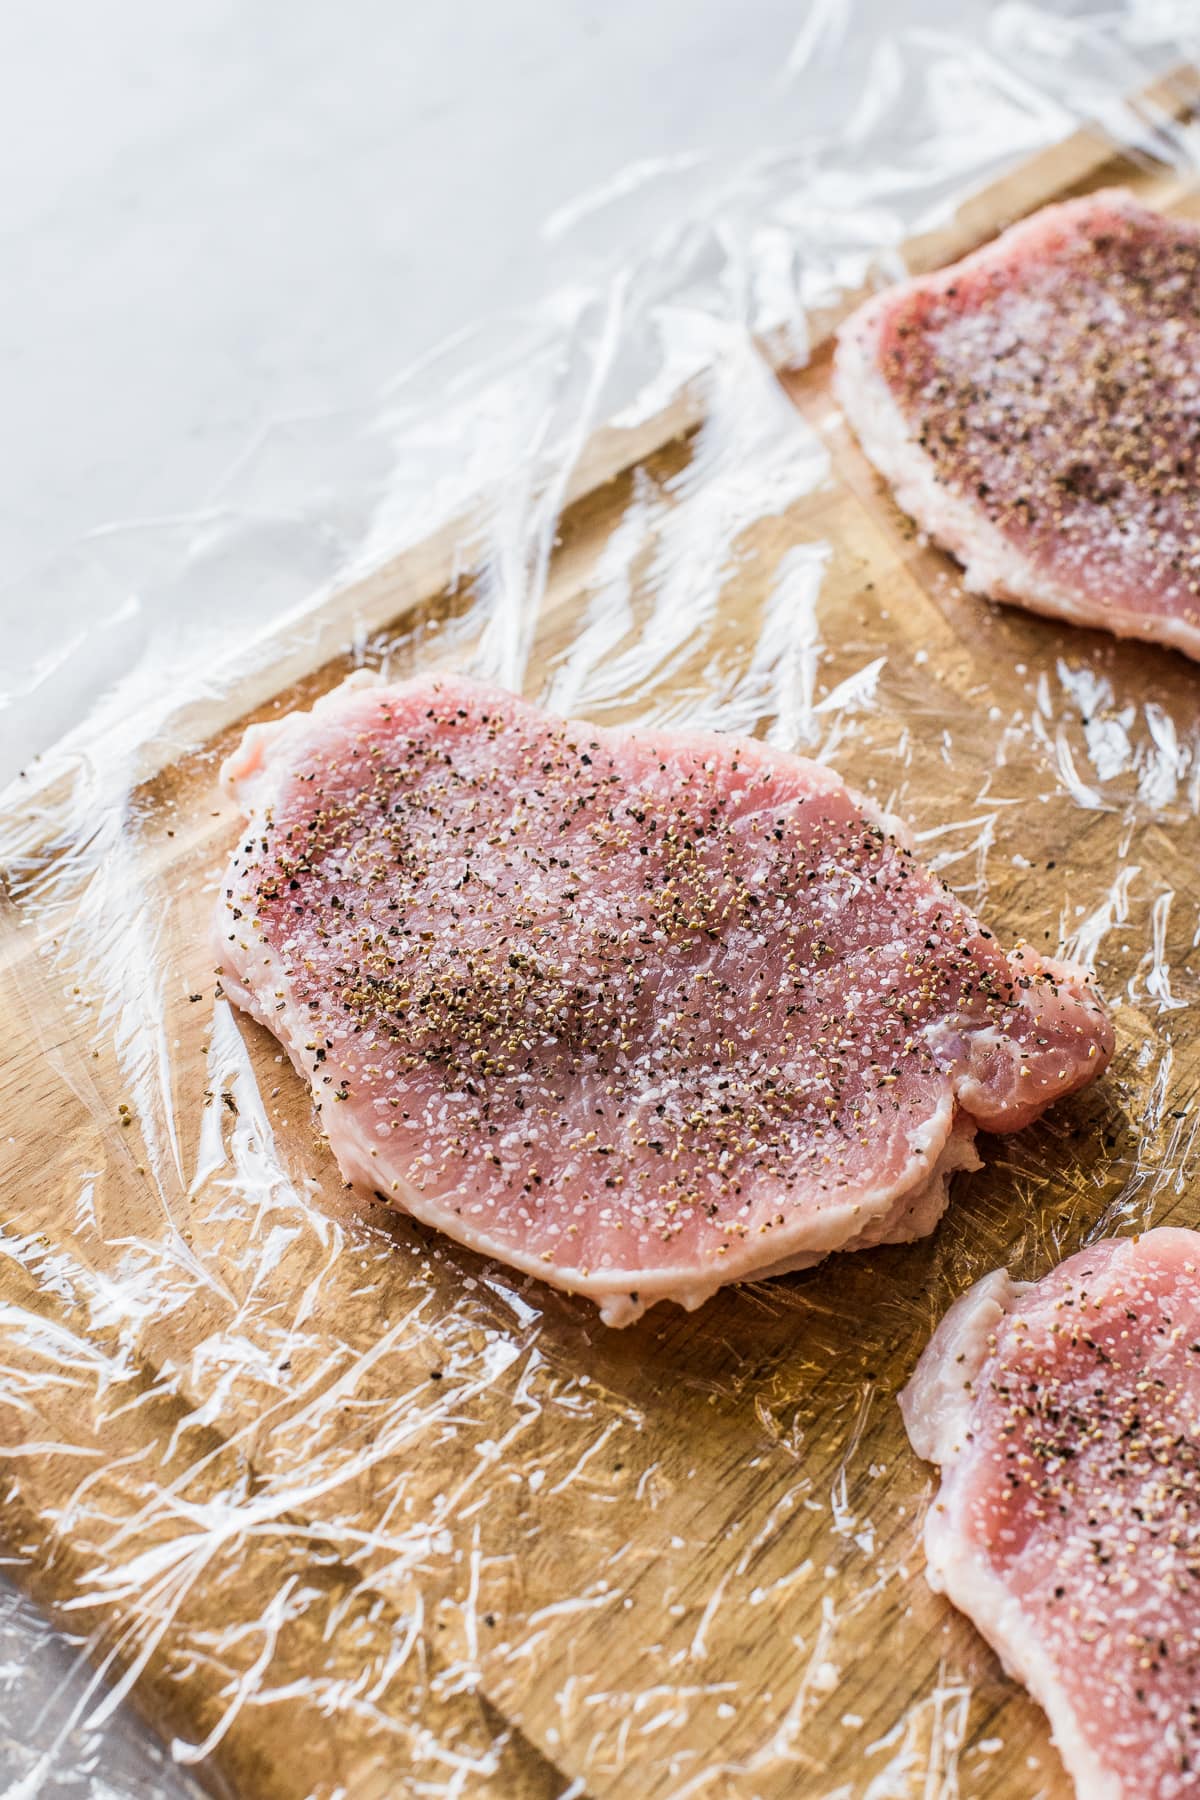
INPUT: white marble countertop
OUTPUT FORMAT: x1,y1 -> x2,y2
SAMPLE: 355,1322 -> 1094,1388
0,0 -> 849,580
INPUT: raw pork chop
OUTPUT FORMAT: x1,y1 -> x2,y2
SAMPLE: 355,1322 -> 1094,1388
835,191 -> 1200,659
902,1229 -> 1200,1799
215,674 -> 1111,1325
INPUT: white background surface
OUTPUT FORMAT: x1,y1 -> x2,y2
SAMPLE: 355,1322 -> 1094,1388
0,0 -> 878,587
0,1 -> 1140,1794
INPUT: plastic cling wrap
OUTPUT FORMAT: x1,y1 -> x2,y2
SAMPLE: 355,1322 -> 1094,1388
4,6 -> 1200,1797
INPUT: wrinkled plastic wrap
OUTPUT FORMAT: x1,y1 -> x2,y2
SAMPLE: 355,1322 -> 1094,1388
4,5 -> 1200,1797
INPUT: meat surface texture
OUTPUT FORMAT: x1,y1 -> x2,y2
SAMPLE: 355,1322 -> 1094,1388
215,674 -> 1112,1325
834,190 -> 1200,659
902,1229 -> 1200,1799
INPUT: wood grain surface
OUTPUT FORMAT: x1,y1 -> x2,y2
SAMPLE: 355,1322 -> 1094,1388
2,69 -> 1200,1800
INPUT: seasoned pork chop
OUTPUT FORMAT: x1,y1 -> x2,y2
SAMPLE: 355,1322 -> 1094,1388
215,675 -> 1112,1325
902,1229 -> 1200,1799
835,191 -> 1200,659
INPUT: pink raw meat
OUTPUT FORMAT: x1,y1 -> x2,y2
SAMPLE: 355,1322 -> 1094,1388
834,190 -> 1200,659
902,1229 -> 1200,1799
214,674 -> 1112,1325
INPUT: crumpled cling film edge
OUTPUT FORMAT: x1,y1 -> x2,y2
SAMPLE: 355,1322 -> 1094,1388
2,5 -> 1200,1797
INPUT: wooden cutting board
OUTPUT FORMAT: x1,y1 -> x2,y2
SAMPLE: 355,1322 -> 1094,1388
3,70 -> 1200,1800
